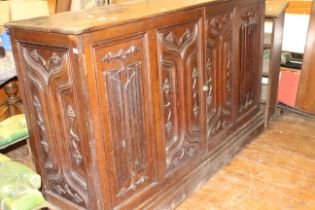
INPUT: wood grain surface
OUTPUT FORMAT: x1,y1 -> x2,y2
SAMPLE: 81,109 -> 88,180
178,112 -> 315,210
296,0 -> 315,114
7,0 -> 256,35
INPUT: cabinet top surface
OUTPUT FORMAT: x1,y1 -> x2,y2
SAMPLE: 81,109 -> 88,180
6,0 -> 221,35
265,0 -> 289,18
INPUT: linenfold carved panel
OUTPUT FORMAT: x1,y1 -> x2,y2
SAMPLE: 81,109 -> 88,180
21,45 -> 89,208
94,36 -> 154,205
239,7 -> 259,114
205,11 -> 233,140
158,21 -> 203,175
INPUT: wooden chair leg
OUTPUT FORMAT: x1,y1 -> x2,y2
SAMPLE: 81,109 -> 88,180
4,80 -> 23,116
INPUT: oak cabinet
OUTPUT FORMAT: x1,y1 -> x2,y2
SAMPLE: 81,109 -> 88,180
7,0 -> 264,209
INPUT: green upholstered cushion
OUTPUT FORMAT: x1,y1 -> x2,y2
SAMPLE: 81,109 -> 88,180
0,153 -> 11,162
0,114 -> 29,149
1,190 -> 45,210
0,154 -> 45,210
0,158 -> 41,189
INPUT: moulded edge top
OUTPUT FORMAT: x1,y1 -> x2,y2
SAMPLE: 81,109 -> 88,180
5,0 -> 223,35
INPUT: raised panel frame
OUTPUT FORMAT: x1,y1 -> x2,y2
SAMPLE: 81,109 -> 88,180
235,2 -> 264,119
91,33 -> 157,206
157,19 -> 205,176
205,8 -> 235,150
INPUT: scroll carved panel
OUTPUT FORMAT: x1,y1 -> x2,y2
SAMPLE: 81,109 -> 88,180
205,11 -> 234,140
20,45 -> 89,208
238,7 -> 259,114
158,21 -> 203,175
94,36 -> 154,205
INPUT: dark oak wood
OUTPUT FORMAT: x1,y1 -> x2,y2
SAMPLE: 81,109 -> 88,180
296,0 -> 315,114
6,0 -> 265,209
264,1 -> 288,125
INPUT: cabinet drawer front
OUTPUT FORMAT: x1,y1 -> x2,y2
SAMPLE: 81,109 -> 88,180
92,35 -> 155,205
157,20 -> 204,176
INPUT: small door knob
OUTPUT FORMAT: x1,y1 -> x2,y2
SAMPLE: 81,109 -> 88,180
203,85 -> 210,92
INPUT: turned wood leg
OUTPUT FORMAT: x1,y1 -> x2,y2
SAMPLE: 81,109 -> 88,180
4,80 -> 23,116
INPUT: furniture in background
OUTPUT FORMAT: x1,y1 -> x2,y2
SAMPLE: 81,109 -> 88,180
262,1 -> 288,125
296,0 -> 315,114
267,0 -> 311,14
3,79 -> 23,116
281,0 -> 312,14
48,0 -> 109,13
48,0 -> 71,14
0,44 -> 31,168
0,51 -> 23,120
0,0 -> 50,120
7,0 -> 265,209
278,67 -> 300,106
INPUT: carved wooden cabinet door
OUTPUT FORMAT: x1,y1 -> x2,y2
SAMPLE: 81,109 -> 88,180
157,19 -> 205,176
92,34 -> 156,207
236,3 -> 263,117
14,40 -> 94,210
204,9 -> 234,150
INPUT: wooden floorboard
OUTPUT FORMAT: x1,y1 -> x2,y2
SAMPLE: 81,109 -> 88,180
177,112 -> 315,210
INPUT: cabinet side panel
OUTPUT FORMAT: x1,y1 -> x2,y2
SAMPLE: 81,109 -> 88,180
13,40 -> 92,209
